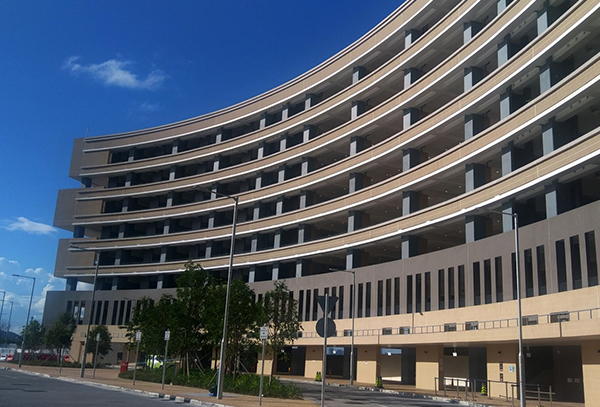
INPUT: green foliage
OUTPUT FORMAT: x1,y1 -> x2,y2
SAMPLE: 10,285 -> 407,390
261,281 -> 302,378
86,325 -> 112,362
21,318 -> 46,352
46,313 -> 76,353
119,369 -> 302,399
315,371 -> 322,382
376,375 -> 383,388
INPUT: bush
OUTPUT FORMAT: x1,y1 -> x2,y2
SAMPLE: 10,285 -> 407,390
120,368 -> 301,399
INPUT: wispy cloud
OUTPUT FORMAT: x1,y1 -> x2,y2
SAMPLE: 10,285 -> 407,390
5,217 -> 56,235
139,102 -> 162,112
63,56 -> 166,90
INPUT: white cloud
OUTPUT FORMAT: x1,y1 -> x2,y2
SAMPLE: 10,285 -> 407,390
63,56 -> 166,90
5,217 -> 56,235
139,102 -> 162,112
25,267 -> 46,275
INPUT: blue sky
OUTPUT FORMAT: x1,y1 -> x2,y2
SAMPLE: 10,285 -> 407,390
0,1 -> 400,334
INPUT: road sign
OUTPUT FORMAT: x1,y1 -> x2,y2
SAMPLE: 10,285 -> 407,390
316,318 -> 336,338
317,295 -> 338,315
260,326 -> 269,340
135,331 -> 142,342
164,330 -> 170,341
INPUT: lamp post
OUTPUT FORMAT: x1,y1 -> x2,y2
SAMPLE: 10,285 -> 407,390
70,247 -> 101,378
2,300 -> 13,346
0,291 -> 5,338
342,270 -> 356,385
201,188 -> 239,400
476,209 -> 524,407
12,274 -> 35,368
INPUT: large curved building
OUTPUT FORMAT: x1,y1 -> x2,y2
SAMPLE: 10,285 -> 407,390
45,0 -> 600,402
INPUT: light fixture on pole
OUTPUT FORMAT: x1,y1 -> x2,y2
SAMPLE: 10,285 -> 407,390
208,189 -> 239,400
12,274 -> 35,368
476,208 -> 524,407
70,246 -> 101,378
342,270 -> 356,385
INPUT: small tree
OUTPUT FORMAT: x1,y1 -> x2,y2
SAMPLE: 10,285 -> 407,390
46,313 -> 76,365
262,281 -> 302,381
86,325 -> 112,365
22,318 -> 46,355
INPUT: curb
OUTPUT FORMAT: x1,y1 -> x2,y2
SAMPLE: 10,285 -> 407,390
281,378 -> 496,407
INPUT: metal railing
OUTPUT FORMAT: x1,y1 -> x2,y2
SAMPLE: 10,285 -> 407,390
433,377 -> 554,406
299,306 -> 600,339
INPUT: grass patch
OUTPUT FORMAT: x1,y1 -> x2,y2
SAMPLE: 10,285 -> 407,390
119,369 -> 302,399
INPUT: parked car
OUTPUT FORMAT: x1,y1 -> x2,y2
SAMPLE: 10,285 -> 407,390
6,354 -> 14,362
0,354 -> 6,362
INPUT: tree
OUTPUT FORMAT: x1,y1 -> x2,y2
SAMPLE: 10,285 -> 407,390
21,318 -> 45,354
86,325 -> 112,364
46,313 -> 76,365
262,281 -> 302,380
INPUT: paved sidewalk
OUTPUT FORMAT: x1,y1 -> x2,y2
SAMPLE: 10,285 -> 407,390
0,362 -> 584,407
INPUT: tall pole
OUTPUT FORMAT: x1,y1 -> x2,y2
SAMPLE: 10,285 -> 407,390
80,249 -> 100,378
133,331 -> 141,385
513,213 -> 525,407
321,293 -> 329,407
216,194 -> 239,399
161,329 -> 170,390
93,332 -> 100,378
13,275 -> 35,368
343,271 -> 356,385
0,291 -> 5,339
4,301 -> 13,346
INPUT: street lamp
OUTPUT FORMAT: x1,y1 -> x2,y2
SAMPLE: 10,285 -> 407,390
0,291 -> 5,338
476,208 -> 524,407
2,300 -> 13,346
342,270 -> 355,385
200,187 -> 239,400
70,247 -> 101,378
12,274 -> 35,368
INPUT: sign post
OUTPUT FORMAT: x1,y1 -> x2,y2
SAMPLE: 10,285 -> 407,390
161,329 -> 170,390
133,331 -> 141,385
259,325 -> 269,406
316,293 -> 337,407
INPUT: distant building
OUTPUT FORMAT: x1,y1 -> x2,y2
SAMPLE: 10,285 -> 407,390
45,0 -> 600,402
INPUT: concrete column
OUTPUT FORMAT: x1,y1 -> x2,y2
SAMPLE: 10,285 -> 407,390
295,259 -> 305,278
303,125 -> 316,142
205,241 -> 213,259
279,134 -> 287,151
500,87 -> 525,119
157,274 -> 164,289
260,113 -> 268,129
545,180 -> 570,218
248,266 -> 256,283
251,233 -> 259,252
278,165 -> 286,183
305,94 -> 318,110
402,149 -> 420,171
274,228 -> 282,248
128,147 -> 136,162
350,136 -> 365,156
213,155 -> 221,172
257,142 -> 266,159
169,165 -> 176,181
537,1 -> 561,34
463,21 -> 483,44
401,235 -> 420,259
542,117 -> 577,155
501,142 -> 518,175
466,215 -> 487,242
253,203 -> 263,220
539,57 -> 569,94
276,196 -> 284,215
299,190 -> 313,209
166,191 -> 174,208
404,68 -> 422,88
125,173 -> 132,187
349,172 -> 364,193
112,276 -> 120,290
351,100 -> 366,120
465,163 -> 486,192
403,108 -> 421,129
405,29 -> 421,47
65,277 -> 78,291
346,249 -> 362,269
352,66 -> 367,84
497,0 -> 513,15
402,191 -> 421,215
301,157 -> 315,175
114,249 -> 122,266
281,103 -> 290,121
464,67 -> 484,91
348,210 -> 363,232
255,171 -> 263,189
215,128 -> 223,144
298,224 -> 312,243
207,211 -> 216,229
171,139 -> 179,154
122,198 -> 130,213
272,262 -> 280,281
497,34 -> 517,66
464,114 -> 485,140
502,200 -> 516,232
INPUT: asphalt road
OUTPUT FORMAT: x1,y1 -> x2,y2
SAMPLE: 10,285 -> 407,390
0,369 -> 182,407
292,381 -> 452,407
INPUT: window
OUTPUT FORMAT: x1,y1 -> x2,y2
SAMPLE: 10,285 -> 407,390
550,312 -> 570,323
536,246 -> 547,295
473,262 -> 481,305
331,287 -> 337,319
570,236 -> 582,289
458,265 -> 465,307
522,315 -> 538,325
298,291 -> 304,321
377,280 -> 383,316
365,282 -> 371,317
484,259 -> 492,304
448,267 -> 455,309
556,240 -> 567,292
394,277 -> 400,314
344,329 -> 353,337
338,286 -> 344,319
524,249 -> 533,297
425,272 -> 431,312
399,327 -> 411,335
585,231 -> 598,286
305,290 -> 311,321
511,253 -> 518,300
385,279 -> 392,316
465,321 -> 479,330
495,257 -> 503,302
382,327 -> 393,335
312,289 -> 319,321
444,323 -> 457,332
438,269 -> 445,310
416,274 -> 422,313
406,275 -> 413,313
358,283 -> 364,318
